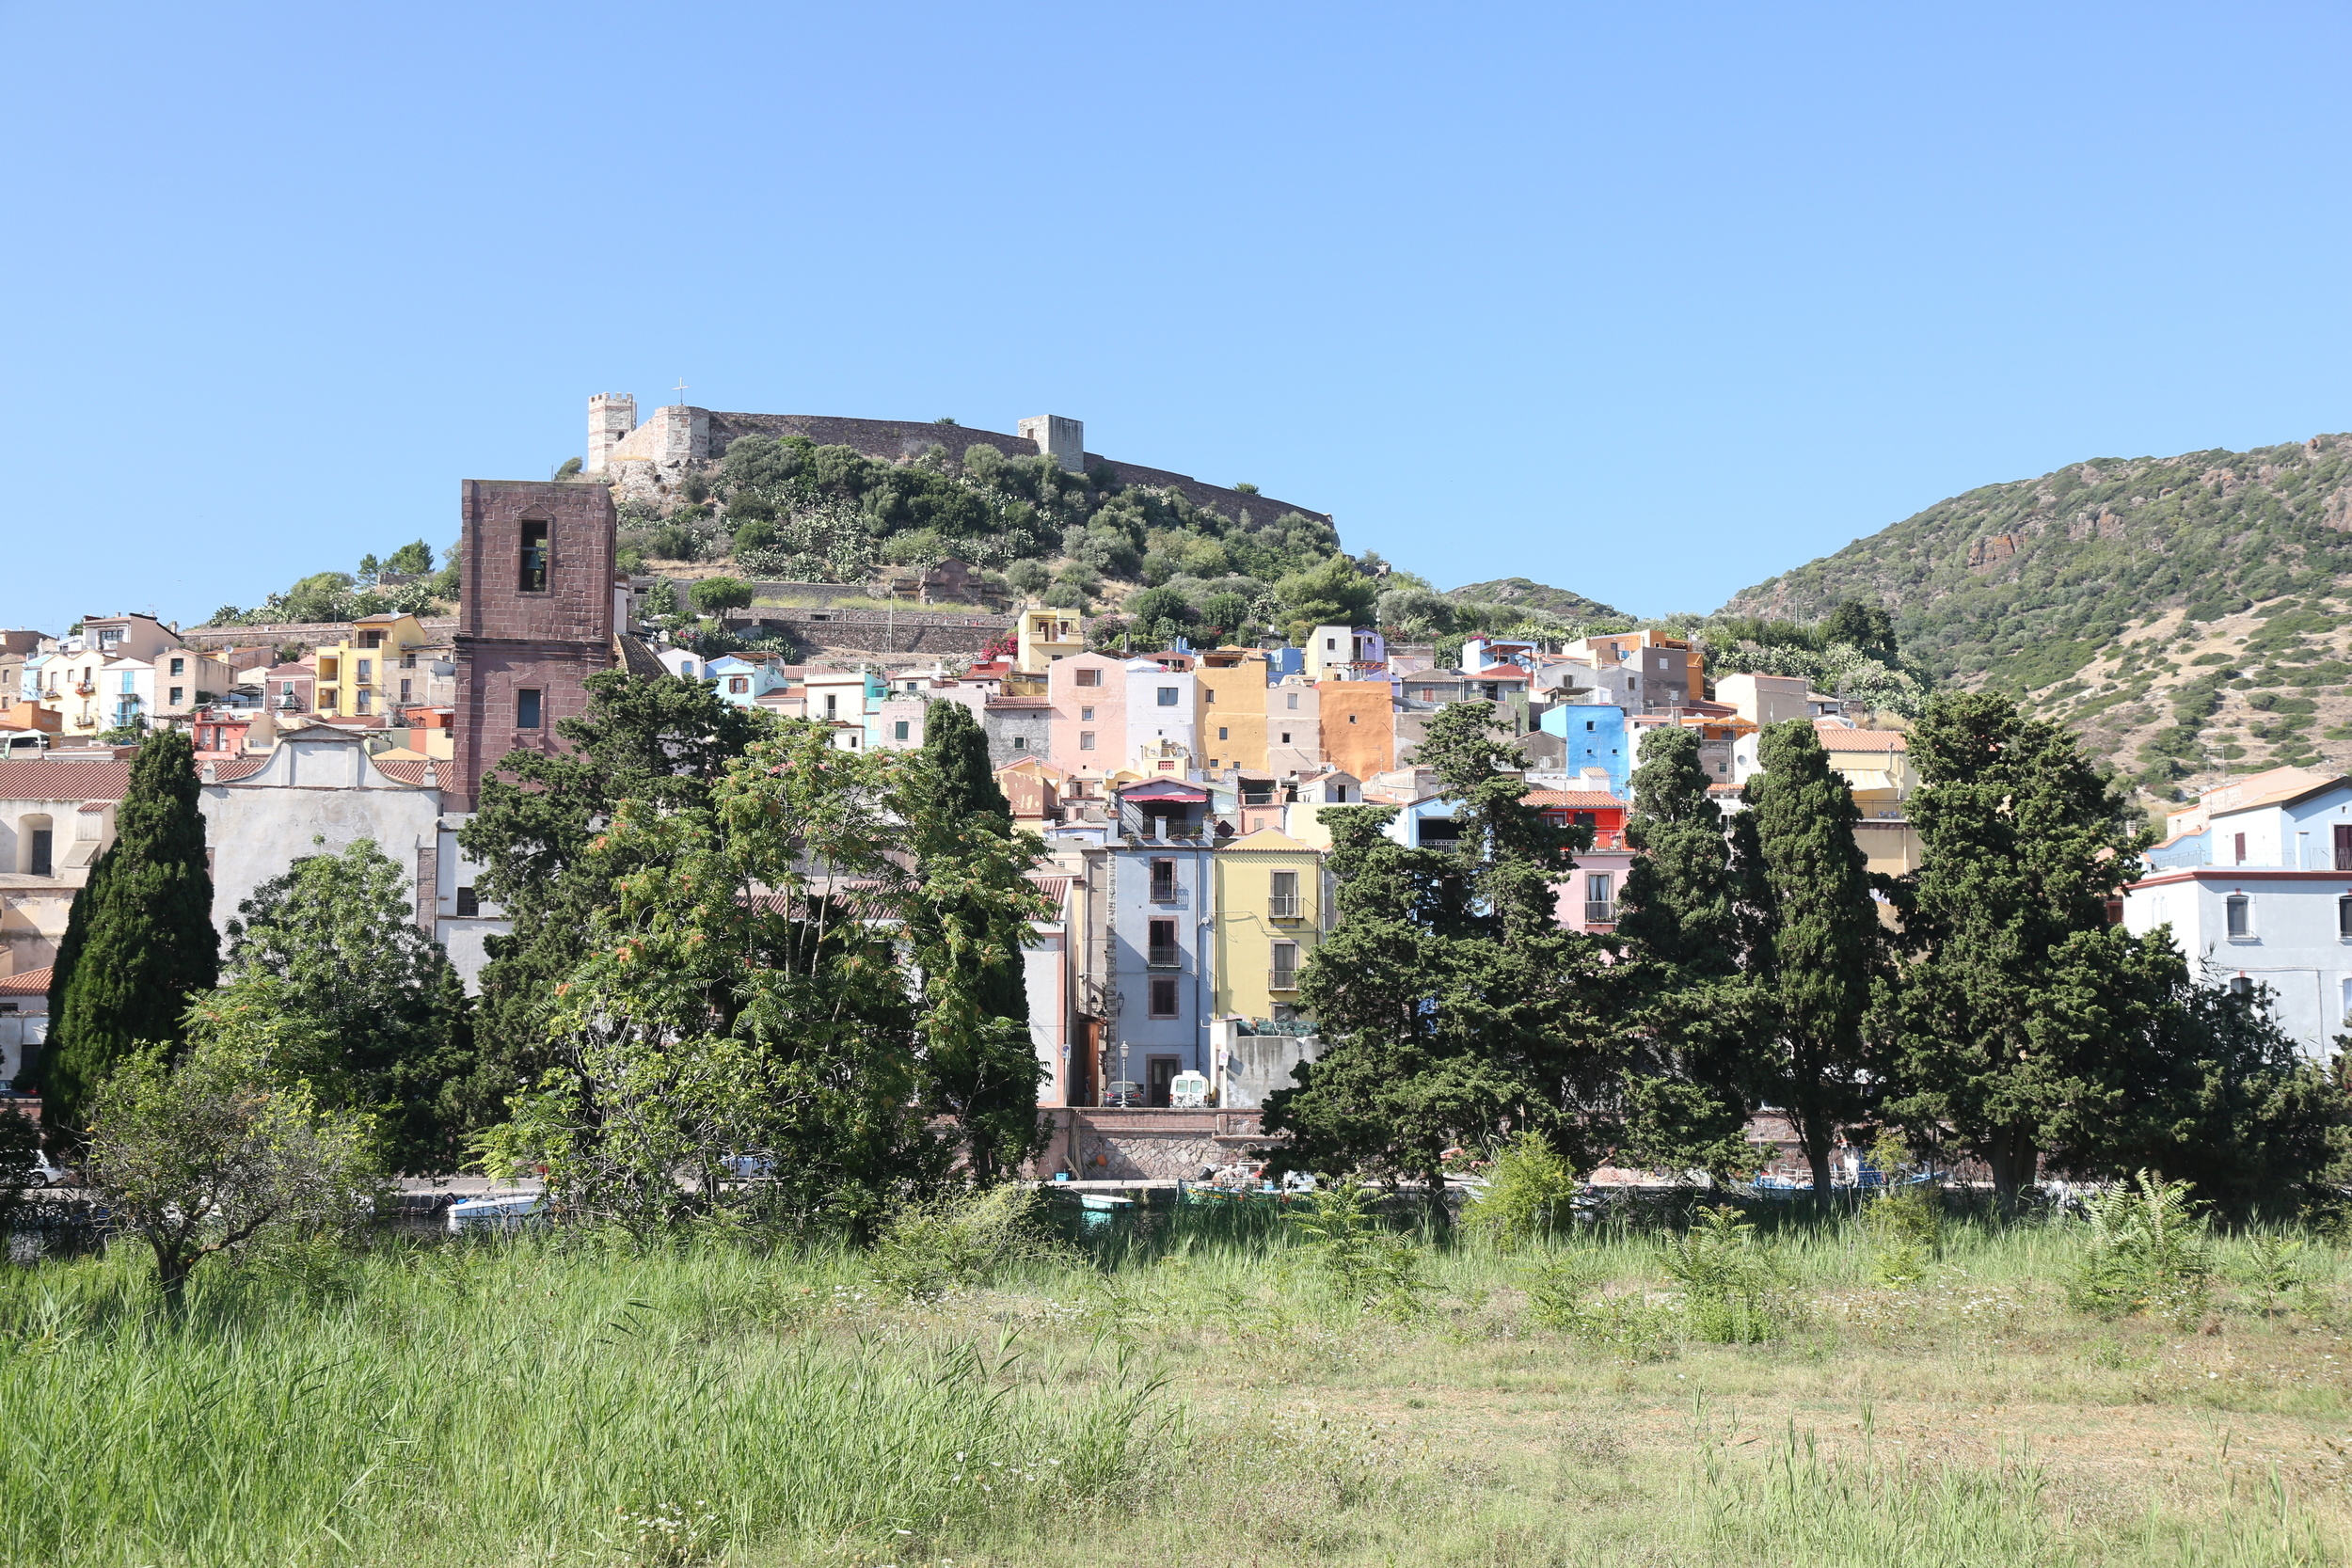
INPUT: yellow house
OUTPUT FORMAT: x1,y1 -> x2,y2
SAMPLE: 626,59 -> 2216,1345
1197,647 -> 1271,773
1813,722 -> 1922,878
1213,828 -> 1324,1025
1014,607 -> 1085,673
315,613 -> 433,721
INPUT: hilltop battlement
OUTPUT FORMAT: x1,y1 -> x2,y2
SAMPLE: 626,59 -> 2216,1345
583,397 -> 1327,528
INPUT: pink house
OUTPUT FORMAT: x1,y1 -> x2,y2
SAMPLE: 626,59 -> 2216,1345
1046,651 -> 1130,780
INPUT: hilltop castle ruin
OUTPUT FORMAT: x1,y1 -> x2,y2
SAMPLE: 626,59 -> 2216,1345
584,395 -> 1327,528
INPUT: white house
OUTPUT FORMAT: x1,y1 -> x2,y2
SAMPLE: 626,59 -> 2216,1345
2124,765 -> 2352,1055
1123,658 -> 1197,773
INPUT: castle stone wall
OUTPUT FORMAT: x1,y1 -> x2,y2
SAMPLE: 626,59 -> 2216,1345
601,403 -> 1332,530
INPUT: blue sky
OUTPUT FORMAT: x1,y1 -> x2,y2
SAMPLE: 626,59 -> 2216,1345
5,2 -> 2349,633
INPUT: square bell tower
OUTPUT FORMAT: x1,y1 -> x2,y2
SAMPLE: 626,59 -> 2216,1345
449,479 -> 617,811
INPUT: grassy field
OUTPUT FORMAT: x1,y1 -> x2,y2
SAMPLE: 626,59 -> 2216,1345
2,1198 -> 2348,1567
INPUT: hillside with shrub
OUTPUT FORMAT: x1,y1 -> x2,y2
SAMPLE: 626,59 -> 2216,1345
1723,433 -> 2352,798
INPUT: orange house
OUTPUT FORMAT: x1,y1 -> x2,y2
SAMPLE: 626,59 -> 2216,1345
1317,681 -> 1395,782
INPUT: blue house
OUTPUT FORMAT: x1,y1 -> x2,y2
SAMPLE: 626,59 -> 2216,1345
1539,704 -> 1630,795
1103,778 -> 1219,1106
704,656 -> 792,709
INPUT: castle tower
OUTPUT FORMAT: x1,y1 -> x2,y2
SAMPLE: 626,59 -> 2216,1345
1018,415 -> 1085,472
587,393 -> 638,475
449,479 -> 617,811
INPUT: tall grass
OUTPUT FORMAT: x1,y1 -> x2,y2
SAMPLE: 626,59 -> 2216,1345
0,1238 -> 1158,1567
0,1198 -> 2345,1566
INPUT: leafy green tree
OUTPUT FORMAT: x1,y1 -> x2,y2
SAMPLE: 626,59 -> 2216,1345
1820,599 -> 1899,660
85,990 -> 379,1311
1121,586 -> 1197,649
456,673 -> 769,1129
1198,591 -> 1254,643
490,722 -> 1049,1237
1743,719 -> 1884,1197
1609,724 -> 1757,1174
280,571 -> 358,623
1883,692 -> 2160,1212
1269,702 -> 1626,1215
691,577 -> 755,615
2050,967 -> 2352,1219
1005,560 -> 1052,597
43,731 -> 218,1133
222,838 -> 476,1173
1375,586 -> 1458,643
1273,556 -> 1379,642
732,518 -> 780,559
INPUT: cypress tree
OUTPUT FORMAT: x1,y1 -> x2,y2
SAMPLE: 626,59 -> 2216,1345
1270,701 -> 1629,1217
1612,723 -> 1758,1175
922,699 -> 1011,828
1615,724 -> 1740,973
1884,692 -> 2156,1213
1744,719 -> 1883,1199
43,730 -> 219,1132
913,698 -> 1034,1174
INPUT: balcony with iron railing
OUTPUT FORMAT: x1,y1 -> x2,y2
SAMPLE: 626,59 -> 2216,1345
1583,901 -> 1616,927
1265,895 -> 1303,920
1267,968 -> 1300,990
1147,944 -> 1182,969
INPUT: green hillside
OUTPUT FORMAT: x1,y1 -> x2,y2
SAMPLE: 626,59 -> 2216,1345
1723,433 -> 2352,799
1445,577 -> 1625,623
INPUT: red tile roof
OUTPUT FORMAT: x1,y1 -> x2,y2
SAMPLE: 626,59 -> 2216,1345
1812,722 -> 1908,752
1523,789 -> 1625,809
368,758 -> 452,790
0,759 -> 132,801
0,967 -> 52,996
1471,665 -> 1531,679
208,759 -> 268,781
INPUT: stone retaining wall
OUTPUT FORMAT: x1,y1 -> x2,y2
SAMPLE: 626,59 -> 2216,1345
722,608 -> 1014,657
1030,1107 -> 1277,1180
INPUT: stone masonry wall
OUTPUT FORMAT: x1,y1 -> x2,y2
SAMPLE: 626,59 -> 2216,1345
722,607 -> 1014,657
1032,1108 -> 1275,1180
693,410 -> 1332,529
452,480 -> 616,811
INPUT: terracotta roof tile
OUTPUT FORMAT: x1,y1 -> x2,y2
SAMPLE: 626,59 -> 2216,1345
1811,722 -> 1908,752
0,759 -> 132,801
208,759 -> 268,781
370,758 -> 437,787
0,966 -> 52,996
1523,789 -> 1624,809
